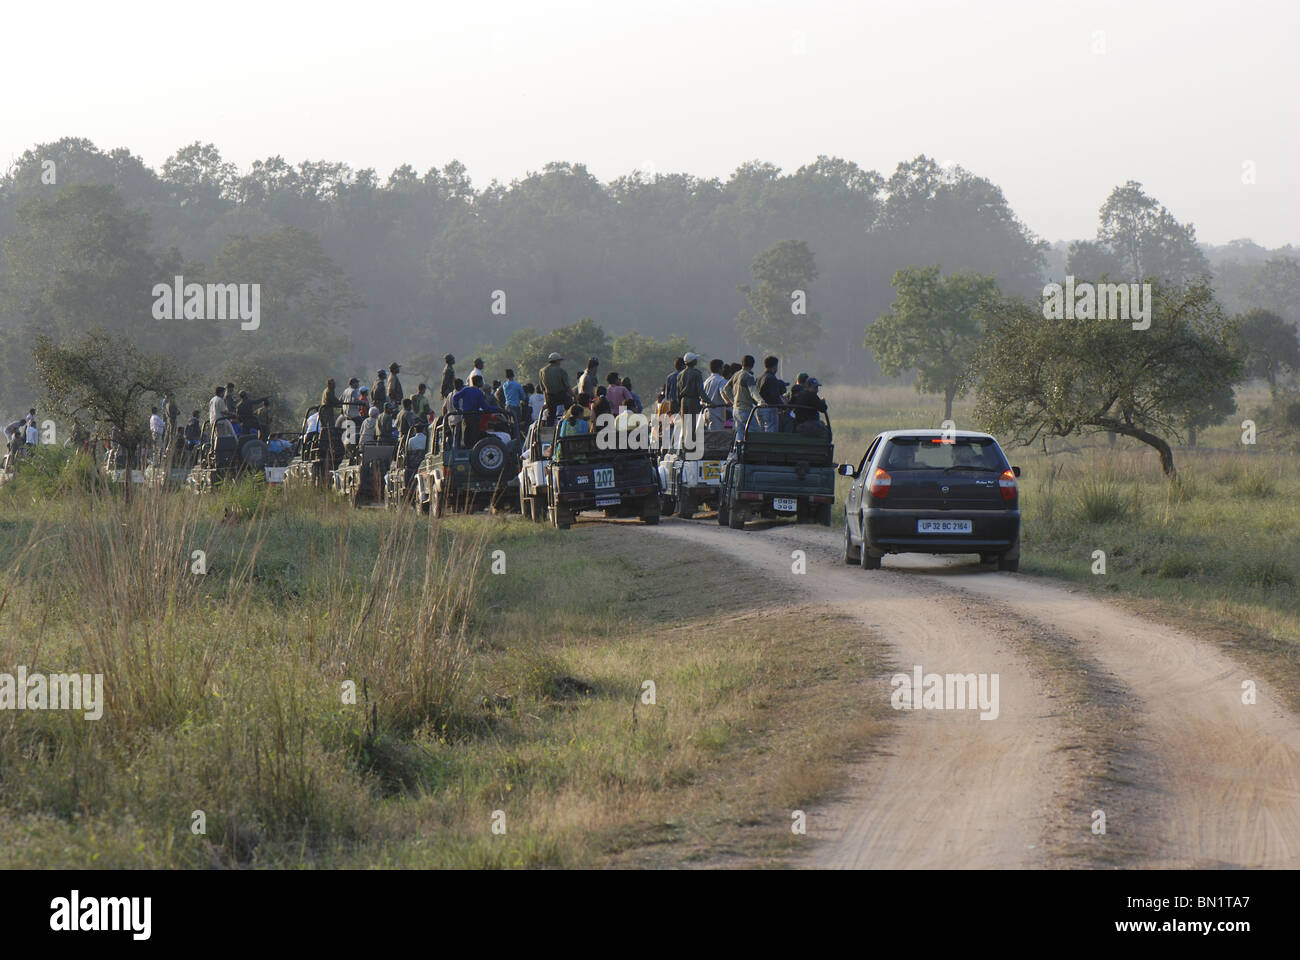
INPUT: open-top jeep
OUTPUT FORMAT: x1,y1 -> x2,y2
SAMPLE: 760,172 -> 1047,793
331,421 -> 397,507
186,413 -> 274,493
384,430 -> 429,508
546,422 -> 660,530
658,421 -> 733,519
717,405 -> 836,529
283,406 -> 345,491
415,408 -> 521,516
518,418 -> 554,521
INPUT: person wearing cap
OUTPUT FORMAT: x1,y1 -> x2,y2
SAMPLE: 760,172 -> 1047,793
387,363 -> 404,406
677,352 -> 706,419
371,369 -> 388,408
788,372 -> 809,405
576,357 -> 600,403
440,355 -> 457,399
538,352 -> 571,423
791,377 -> 828,435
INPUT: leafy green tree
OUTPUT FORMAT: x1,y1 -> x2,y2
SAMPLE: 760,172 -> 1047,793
737,240 -> 822,364
972,283 -> 1241,478
866,265 -> 1000,420
1245,257 -> 1300,322
611,331 -> 692,399
1069,181 -> 1210,285
1236,308 -> 1300,396
32,329 -> 184,497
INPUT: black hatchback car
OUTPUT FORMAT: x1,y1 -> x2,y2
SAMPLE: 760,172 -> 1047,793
840,430 -> 1021,571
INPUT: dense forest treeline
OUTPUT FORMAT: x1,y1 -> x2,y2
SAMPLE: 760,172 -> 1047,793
1,137 -> 1296,416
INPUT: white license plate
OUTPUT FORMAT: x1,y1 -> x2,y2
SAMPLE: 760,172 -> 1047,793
593,467 -> 614,489
265,466 -> 287,484
595,494 -> 621,507
773,497 -> 798,512
918,518 -> 972,534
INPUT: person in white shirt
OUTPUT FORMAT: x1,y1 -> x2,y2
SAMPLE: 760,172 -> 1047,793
208,387 -> 234,437
359,407 -> 378,444
702,358 -> 728,430
341,377 -> 363,418
527,384 -> 544,422
24,421 -> 39,446
302,410 -> 320,440
406,426 -> 427,452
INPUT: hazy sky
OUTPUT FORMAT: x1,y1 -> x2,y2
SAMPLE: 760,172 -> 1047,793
4,0 -> 1296,246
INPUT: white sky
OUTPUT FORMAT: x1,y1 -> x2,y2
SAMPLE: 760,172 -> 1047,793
3,0 -> 1297,246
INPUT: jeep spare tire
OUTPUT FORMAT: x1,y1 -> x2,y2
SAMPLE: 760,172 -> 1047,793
239,437 -> 268,468
470,436 -> 507,477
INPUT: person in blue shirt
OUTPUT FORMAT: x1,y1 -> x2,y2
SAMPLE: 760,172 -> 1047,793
558,404 -> 591,437
451,373 -> 499,447
451,373 -> 498,413
502,368 -> 526,422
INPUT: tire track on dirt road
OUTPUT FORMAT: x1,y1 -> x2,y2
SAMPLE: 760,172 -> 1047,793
642,518 -> 1086,868
646,517 -> 1300,868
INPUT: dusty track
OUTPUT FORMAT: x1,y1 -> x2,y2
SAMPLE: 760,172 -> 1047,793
639,515 -> 1300,869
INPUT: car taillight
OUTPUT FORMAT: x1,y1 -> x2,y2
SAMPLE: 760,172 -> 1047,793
868,467 -> 891,498
999,468 -> 1017,500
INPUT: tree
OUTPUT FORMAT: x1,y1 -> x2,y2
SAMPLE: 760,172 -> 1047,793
737,240 -> 822,364
866,265 -> 1000,420
611,331 -> 692,399
1245,257 -> 1300,322
32,329 -> 184,497
972,283 -> 1241,479
1069,181 -> 1211,286
1236,308 -> 1300,397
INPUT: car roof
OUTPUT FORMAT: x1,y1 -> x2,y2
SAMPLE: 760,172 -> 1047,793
878,429 -> 997,441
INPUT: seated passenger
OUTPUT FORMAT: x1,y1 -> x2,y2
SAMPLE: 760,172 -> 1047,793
558,405 -> 591,438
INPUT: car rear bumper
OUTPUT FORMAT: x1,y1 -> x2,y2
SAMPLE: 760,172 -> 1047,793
866,508 -> 1019,553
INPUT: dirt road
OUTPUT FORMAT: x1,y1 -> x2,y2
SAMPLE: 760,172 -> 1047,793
643,516 -> 1300,869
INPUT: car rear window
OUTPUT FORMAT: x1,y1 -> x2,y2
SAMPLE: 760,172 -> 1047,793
881,437 -> 1006,471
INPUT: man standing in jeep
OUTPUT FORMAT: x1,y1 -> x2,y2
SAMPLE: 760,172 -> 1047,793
538,352 -> 571,423
387,362 -> 404,406
440,355 -> 457,399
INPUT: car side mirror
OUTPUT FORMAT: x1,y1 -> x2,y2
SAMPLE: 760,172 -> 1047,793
837,463 -> 856,477
1012,466 -> 1021,477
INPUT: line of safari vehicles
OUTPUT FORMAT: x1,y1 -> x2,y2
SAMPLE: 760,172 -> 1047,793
173,399 -> 841,532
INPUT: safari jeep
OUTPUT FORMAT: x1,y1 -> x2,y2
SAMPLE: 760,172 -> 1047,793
384,431 -> 428,508
717,405 -> 836,529
518,418 -> 554,521
416,409 -> 521,516
283,406 -> 345,491
659,422 -> 733,519
546,418 -> 660,530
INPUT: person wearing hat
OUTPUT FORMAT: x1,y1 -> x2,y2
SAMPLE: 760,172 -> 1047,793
576,357 -> 600,403
791,377 -> 828,436
387,362 -> 404,406
371,369 -> 388,408
676,352 -> 707,421
538,352 -> 571,424
788,372 -> 809,405
440,355 -> 457,399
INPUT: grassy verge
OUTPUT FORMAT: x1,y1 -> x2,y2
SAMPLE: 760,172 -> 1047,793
824,383 -> 1300,701
0,475 -> 888,868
